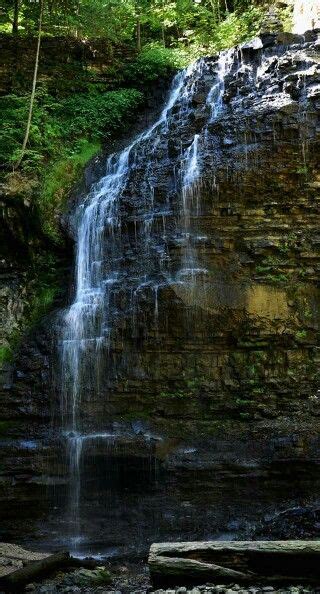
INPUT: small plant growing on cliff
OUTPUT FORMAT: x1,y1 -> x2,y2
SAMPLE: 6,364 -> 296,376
295,329 -> 308,340
235,398 -> 252,407
296,165 -> 309,176
265,272 -> 289,284
239,411 -> 251,420
159,390 -> 187,400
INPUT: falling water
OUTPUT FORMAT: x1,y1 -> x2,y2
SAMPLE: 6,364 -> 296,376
61,64 -> 205,548
206,49 -> 235,121
293,0 -> 320,34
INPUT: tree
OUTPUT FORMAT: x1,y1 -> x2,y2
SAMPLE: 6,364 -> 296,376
12,0 -> 20,33
15,0 -> 44,169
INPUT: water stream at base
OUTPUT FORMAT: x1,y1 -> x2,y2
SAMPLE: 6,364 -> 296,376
59,41 -> 313,552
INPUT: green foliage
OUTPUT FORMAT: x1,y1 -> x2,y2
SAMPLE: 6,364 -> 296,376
278,5 -> 293,32
256,254 -> 289,284
1,87 -> 143,241
0,88 -> 143,170
124,42 -> 186,84
265,272 -> 288,284
167,4 -> 265,60
216,7 -> 263,47
1,0 -> 288,59
0,94 -> 30,166
57,89 -> 143,139
295,329 -> 307,340
0,346 -> 13,365
62,0 -> 136,41
160,389 -> 188,399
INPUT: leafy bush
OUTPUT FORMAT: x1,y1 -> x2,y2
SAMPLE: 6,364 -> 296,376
213,7 -> 264,50
124,43 -> 186,85
0,94 -> 38,167
57,88 -> 143,139
180,6 -> 265,59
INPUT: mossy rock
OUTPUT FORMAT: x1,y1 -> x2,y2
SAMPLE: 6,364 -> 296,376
63,567 -> 111,587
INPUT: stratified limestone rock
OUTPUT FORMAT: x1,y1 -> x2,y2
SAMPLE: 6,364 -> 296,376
0,31 -> 320,551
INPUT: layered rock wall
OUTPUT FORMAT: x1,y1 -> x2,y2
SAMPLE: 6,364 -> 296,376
1,31 -> 320,552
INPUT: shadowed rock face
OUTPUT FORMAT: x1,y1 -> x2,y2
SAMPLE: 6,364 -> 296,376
1,31 -> 320,555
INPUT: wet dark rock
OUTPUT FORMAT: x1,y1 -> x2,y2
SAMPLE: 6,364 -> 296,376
260,33 -> 278,48
276,32 -> 305,46
241,37 -> 264,54
255,505 -> 320,539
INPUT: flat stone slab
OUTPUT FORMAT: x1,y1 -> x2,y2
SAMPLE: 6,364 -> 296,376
149,541 -> 320,587
0,543 -> 48,578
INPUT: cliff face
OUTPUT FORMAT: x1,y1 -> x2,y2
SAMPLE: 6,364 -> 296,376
0,34 -> 133,96
1,31 -> 320,553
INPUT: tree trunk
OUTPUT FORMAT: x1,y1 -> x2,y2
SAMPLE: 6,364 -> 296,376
74,0 -> 80,38
137,16 -> 141,51
15,0 -> 44,169
149,541 -> 320,588
161,24 -> 166,46
12,0 -> 20,34
161,0 -> 165,46
0,552 -> 70,592
208,0 -> 220,23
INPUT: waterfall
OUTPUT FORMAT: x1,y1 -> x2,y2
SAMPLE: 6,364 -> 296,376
59,37 -> 315,551
292,0 -> 320,33
61,63 -> 206,548
60,48 -> 238,551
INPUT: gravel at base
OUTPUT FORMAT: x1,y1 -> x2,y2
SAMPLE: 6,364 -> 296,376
149,587 -> 318,594
25,584 -> 320,593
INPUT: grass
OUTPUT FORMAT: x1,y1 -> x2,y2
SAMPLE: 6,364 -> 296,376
42,140 -> 101,206
40,140 -> 101,242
